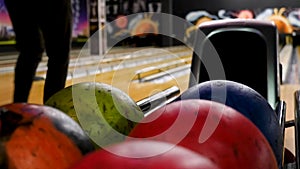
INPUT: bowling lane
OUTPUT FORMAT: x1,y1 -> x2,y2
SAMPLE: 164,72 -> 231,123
69,46 -> 192,102
0,46 -> 192,105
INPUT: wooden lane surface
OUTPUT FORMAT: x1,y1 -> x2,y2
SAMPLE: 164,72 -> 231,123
0,67 -> 190,105
0,46 -> 191,105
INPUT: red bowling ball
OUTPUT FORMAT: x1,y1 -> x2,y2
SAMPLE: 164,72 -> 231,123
128,99 -> 278,169
70,140 -> 220,169
174,80 -> 283,165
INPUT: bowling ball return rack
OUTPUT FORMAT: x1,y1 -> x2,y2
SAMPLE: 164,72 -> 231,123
135,19 -> 300,169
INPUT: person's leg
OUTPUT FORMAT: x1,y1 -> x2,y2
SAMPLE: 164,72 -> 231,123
4,0 -> 44,103
13,50 -> 43,103
40,0 -> 72,103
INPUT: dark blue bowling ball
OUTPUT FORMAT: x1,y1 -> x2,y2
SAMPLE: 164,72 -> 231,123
174,80 -> 283,166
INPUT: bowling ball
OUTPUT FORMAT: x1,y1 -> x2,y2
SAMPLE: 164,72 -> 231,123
174,80 -> 283,165
0,103 -> 94,169
45,82 -> 144,148
70,140 -> 220,169
128,99 -> 278,169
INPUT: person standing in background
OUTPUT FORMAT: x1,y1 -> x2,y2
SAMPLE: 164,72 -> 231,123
4,0 -> 73,103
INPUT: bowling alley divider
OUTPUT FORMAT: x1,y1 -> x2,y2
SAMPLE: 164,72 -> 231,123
133,58 -> 191,82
